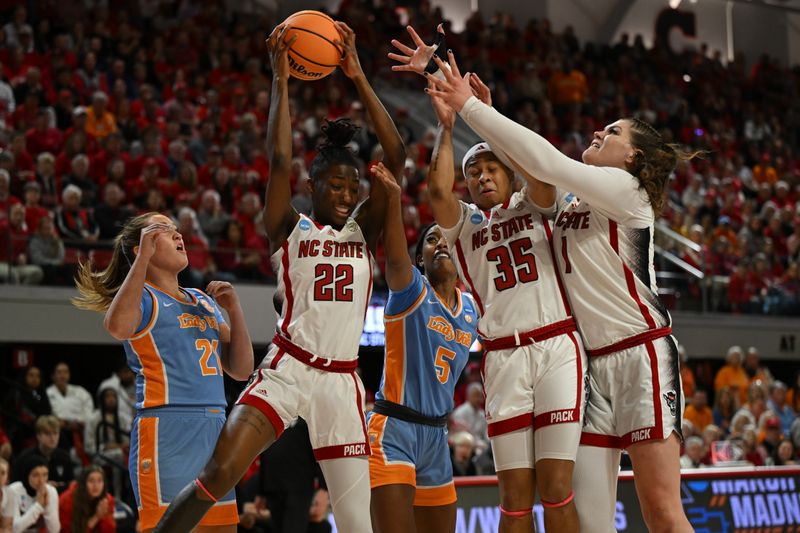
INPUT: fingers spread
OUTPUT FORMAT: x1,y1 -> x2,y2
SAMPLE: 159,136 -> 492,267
390,39 -> 415,56
406,25 -> 426,47
447,50 -> 461,78
387,52 -> 410,64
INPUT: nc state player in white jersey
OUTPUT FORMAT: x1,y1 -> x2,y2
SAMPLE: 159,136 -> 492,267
154,22 -> 405,533
393,30 -> 586,532
422,49 -> 697,533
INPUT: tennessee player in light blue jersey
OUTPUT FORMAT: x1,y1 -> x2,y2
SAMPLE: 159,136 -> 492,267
74,212 -> 254,532
368,162 -> 478,533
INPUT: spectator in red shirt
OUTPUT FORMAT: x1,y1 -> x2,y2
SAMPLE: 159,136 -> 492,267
58,465 -> 116,533
0,203 -> 43,284
22,181 -> 48,230
25,109 -> 63,157
176,206 -> 232,288
214,219 -> 265,281
0,169 -> 21,221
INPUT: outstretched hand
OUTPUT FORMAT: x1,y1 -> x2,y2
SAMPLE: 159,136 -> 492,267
388,24 -> 444,76
371,162 -> 401,198
469,73 -> 492,107
266,24 -> 296,79
335,21 -> 364,79
428,79 -> 456,130
424,51 -> 474,113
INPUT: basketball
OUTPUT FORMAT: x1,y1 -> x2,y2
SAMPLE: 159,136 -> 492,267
282,10 -> 343,81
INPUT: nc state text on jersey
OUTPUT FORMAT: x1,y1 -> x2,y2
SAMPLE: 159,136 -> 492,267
555,211 -> 591,231
297,240 -> 365,259
472,214 -> 536,251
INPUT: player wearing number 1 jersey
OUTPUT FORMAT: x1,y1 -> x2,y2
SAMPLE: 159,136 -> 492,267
367,163 -> 478,533
415,62 -> 586,533
152,22 -> 405,533
73,212 -> 255,531
429,51 -> 697,532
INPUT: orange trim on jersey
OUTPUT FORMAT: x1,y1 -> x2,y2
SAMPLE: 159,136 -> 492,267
129,287 -> 159,340
137,417 -> 160,519
414,483 -> 457,507
145,281 -> 198,304
432,286 -> 463,318
139,501 -> 239,529
384,286 -> 428,321
130,333 -> 167,407
382,321 -> 406,403
367,413 -> 389,464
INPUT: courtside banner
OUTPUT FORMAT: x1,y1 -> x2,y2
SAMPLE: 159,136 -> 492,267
451,467 -> 800,532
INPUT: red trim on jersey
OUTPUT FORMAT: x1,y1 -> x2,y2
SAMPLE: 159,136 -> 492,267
500,198 -> 511,210
608,220 -> 657,329
580,432 -> 623,448
482,318 -> 576,352
313,441 -> 371,461
541,215 -> 573,316
608,220 -> 619,253
272,334 -> 358,372
311,218 -> 325,230
645,340 -> 664,440
454,239 -> 485,315
533,331 -> 583,430
268,349 -> 285,370
351,371 -> 369,448
586,327 -> 671,357
238,394 -> 286,439
239,369 -> 264,399
279,241 -> 294,339
487,412 -> 534,438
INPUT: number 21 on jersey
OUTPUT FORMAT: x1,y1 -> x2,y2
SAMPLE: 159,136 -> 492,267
196,339 -> 222,376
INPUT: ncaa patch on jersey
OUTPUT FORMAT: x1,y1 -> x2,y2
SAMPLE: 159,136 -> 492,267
299,219 -> 311,231
470,213 -> 483,224
465,314 -> 473,323
199,299 -> 214,314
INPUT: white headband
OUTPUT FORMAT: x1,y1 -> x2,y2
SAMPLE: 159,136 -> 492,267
461,142 -> 494,177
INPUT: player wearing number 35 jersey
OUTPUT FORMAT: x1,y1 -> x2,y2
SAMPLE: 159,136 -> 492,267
421,69 -> 586,531
73,212 -> 255,531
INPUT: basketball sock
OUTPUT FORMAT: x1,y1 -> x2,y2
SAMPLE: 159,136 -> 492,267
152,481 -> 215,533
572,445 -> 621,533
320,456 -> 373,533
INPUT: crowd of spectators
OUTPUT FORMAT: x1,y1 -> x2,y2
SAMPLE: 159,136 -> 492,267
0,1 -> 797,314
678,344 -> 800,469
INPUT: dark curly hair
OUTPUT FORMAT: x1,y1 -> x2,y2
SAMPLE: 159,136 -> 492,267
309,118 -> 360,181
414,223 -> 437,273
625,118 -> 701,216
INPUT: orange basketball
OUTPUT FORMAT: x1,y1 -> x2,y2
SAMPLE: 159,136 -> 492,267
282,11 -> 343,81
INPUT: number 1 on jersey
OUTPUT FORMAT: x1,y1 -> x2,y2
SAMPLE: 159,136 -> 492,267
434,346 -> 457,384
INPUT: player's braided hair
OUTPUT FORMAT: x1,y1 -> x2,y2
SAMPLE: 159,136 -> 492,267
309,118 -> 361,181
72,212 -> 158,312
625,118 -> 702,216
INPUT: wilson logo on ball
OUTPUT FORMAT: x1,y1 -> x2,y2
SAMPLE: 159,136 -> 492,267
282,10 -> 344,81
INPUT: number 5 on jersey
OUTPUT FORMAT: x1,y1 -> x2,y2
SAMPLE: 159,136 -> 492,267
434,346 -> 457,384
196,339 -> 221,376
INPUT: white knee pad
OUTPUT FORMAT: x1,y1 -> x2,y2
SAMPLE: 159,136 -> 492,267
572,445 -> 621,533
319,456 -> 373,533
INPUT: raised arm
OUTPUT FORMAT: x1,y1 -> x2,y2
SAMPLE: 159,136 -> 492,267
104,223 -> 172,340
335,22 -> 406,252
426,84 -> 461,229
426,53 -> 647,223
263,25 -> 300,252
372,162 -> 413,291
468,74 -> 555,210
